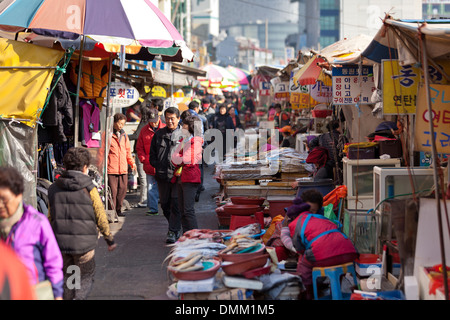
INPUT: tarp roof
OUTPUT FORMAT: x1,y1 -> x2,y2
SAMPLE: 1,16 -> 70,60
313,34 -> 373,65
338,17 -> 450,66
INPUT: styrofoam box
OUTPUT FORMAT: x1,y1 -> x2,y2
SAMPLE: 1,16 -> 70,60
355,262 -> 383,277
176,277 -> 216,293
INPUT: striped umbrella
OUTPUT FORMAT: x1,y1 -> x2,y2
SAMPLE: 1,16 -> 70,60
0,0 -> 193,60
199,64 -> 239,89
226,66 -> 251,85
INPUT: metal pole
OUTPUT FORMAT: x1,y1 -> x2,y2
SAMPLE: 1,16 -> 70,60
104,56 -> 114,214
420,32 -> 449,300
265,19 -> 268,65
74,36 -> 85,148
0,66 -> 58,69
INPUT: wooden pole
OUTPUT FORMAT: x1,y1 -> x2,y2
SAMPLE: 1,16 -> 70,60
74,36 -> 85,148
104,56 -> 113,215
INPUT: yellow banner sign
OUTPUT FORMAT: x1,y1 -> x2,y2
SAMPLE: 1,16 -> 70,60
415,84 -> 450,154
152,86 -> 167,98
382,60 -> 421,115
290,92 -> 319,109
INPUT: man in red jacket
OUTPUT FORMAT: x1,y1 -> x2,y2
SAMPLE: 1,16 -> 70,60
136,108 -> 166,215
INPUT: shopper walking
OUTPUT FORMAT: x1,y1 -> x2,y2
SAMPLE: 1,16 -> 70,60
171,115 -> 203,233
0,166 -> 63,300
187,100 -> 207,201
107,113 -> 136,217
129,102 -> 152,208
48,147 -> 116,300
136,107 -> 166,215
212,103 -> 235,159
150,107 -> 182,243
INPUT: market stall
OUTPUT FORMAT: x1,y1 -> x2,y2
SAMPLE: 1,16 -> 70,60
0,38 -> 68,207
204,16 -> 450,300
165,224 -> 305,300
0,0 -> 195,218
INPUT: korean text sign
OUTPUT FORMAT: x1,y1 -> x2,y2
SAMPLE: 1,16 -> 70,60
415,84 -> 450,154
332,66 -> 375,105
274,82 -> 290,101
109,82 -> 140,108
382,60 -> 421,114
289,70 -> 319,109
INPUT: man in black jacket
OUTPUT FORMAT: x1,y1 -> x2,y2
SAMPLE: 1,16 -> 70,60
149,107 -> 182,243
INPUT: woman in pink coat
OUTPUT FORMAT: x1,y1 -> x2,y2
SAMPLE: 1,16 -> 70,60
171,115 -> 204,234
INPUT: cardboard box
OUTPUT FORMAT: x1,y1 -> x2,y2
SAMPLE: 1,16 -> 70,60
225,180 -> 256,186
418,266 -> 447,300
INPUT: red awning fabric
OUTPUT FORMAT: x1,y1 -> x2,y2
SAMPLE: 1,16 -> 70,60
293,56 -> 326,86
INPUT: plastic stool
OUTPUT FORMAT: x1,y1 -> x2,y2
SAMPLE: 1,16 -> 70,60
312,262 -> 358,300
229,211 -> 264,230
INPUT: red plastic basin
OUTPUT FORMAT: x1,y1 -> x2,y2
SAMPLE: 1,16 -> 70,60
230,197 -> 266,206
267,200 -> 293,218
357,254 -> 380,264
223,204 -> 263,216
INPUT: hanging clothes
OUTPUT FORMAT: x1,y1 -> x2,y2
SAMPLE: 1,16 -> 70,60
39,76 -> 74,143
70,59 -> 109,99
37,144 -> 58,182
80,99 -> 101,148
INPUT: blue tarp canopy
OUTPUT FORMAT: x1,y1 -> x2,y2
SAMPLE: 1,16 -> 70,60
336,17 -> 450,67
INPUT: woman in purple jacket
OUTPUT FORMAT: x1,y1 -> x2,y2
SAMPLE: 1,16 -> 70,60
0,166 -> 63,299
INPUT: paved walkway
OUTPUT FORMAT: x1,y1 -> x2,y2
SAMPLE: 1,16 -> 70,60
87,165 -> 220,300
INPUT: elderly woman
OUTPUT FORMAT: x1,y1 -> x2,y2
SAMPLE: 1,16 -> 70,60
0,166 -> 63,300
291,146 -> 334,190
108,113 -> 136,217
305,146 -> 334,180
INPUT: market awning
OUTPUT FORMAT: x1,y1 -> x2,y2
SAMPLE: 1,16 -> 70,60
0,38 -> 65,127
198,64 -> 239,89
292,56 -> 329,86
339,17 -> 450,67
313,34 -> 373,64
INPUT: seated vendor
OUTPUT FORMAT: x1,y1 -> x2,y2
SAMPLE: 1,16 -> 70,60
267,189 -> 324,264
281,189 -> 358,300
290,145 -> 334,189
306,146 -> 334,180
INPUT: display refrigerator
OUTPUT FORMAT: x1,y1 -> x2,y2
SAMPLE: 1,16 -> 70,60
343,157 -> 401,210
373,166 -> 436,246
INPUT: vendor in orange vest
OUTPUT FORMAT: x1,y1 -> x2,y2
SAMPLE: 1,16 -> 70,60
280,189 -> 358,300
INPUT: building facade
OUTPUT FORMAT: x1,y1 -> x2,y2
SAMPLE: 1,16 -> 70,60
219,0 -> 300,64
